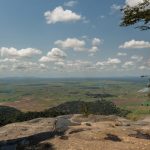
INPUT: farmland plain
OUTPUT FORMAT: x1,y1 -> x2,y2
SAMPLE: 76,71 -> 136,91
0,77 -> 149,119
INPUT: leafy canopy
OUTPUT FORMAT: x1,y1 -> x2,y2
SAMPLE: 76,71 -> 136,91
121,0 -> 150,30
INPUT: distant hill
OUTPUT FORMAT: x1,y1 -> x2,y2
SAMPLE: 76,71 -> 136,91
48,100 -> 127,115
0,100 -> 130,126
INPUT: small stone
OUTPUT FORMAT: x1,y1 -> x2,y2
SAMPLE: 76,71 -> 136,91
115,121 -> 122,126
85,123 -> 92,126
60,135 -> 69,140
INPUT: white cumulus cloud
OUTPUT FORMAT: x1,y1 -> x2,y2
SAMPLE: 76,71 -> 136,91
107,58 -> 121,64
125,0 -> 144,7
64,1 -> 78,7
12,62 -> 47,72
111,4 -> 121,11
119,39 -> 150,49
44,6 -> 82,24
95,58 -> 121,70
122,61 -> 135,69
117,52 -> 127,56
55,38 -> 86,51
0,47 -> 42,58
89,46 -> 99,53
54,60 -> 93,72
0,58 -> 18,63
92,38 -> 102,46
39,48 -> 67,62
139,66 -> 148,70
131,55 -> 143,62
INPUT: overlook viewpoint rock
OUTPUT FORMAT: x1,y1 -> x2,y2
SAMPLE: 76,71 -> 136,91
0,114 -> 150,150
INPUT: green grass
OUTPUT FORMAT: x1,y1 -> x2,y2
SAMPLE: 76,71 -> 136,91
0,79 -> 146,104
0,97 -> 19,102
127,109 -> 150,120
141,101 -> 150,106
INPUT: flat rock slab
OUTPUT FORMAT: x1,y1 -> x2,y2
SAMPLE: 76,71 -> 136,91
0,115 -> 150,150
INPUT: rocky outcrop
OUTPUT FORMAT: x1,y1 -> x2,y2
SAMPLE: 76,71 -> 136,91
0,115 -> 150,150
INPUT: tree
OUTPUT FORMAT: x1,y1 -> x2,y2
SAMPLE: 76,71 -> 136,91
81,103 -> 90,117
120,0 -> 150,30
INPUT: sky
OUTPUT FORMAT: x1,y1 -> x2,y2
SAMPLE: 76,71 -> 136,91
0,0 -> 149,78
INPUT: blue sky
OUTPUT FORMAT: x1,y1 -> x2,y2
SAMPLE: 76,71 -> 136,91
0,0 -> 149,77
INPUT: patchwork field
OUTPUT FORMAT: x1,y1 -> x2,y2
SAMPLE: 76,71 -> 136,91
0,77 -> 149,118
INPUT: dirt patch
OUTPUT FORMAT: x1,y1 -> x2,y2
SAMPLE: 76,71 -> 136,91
0,98 -> 47,112
113,98 -> 144,106
68,128 -> 90,134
